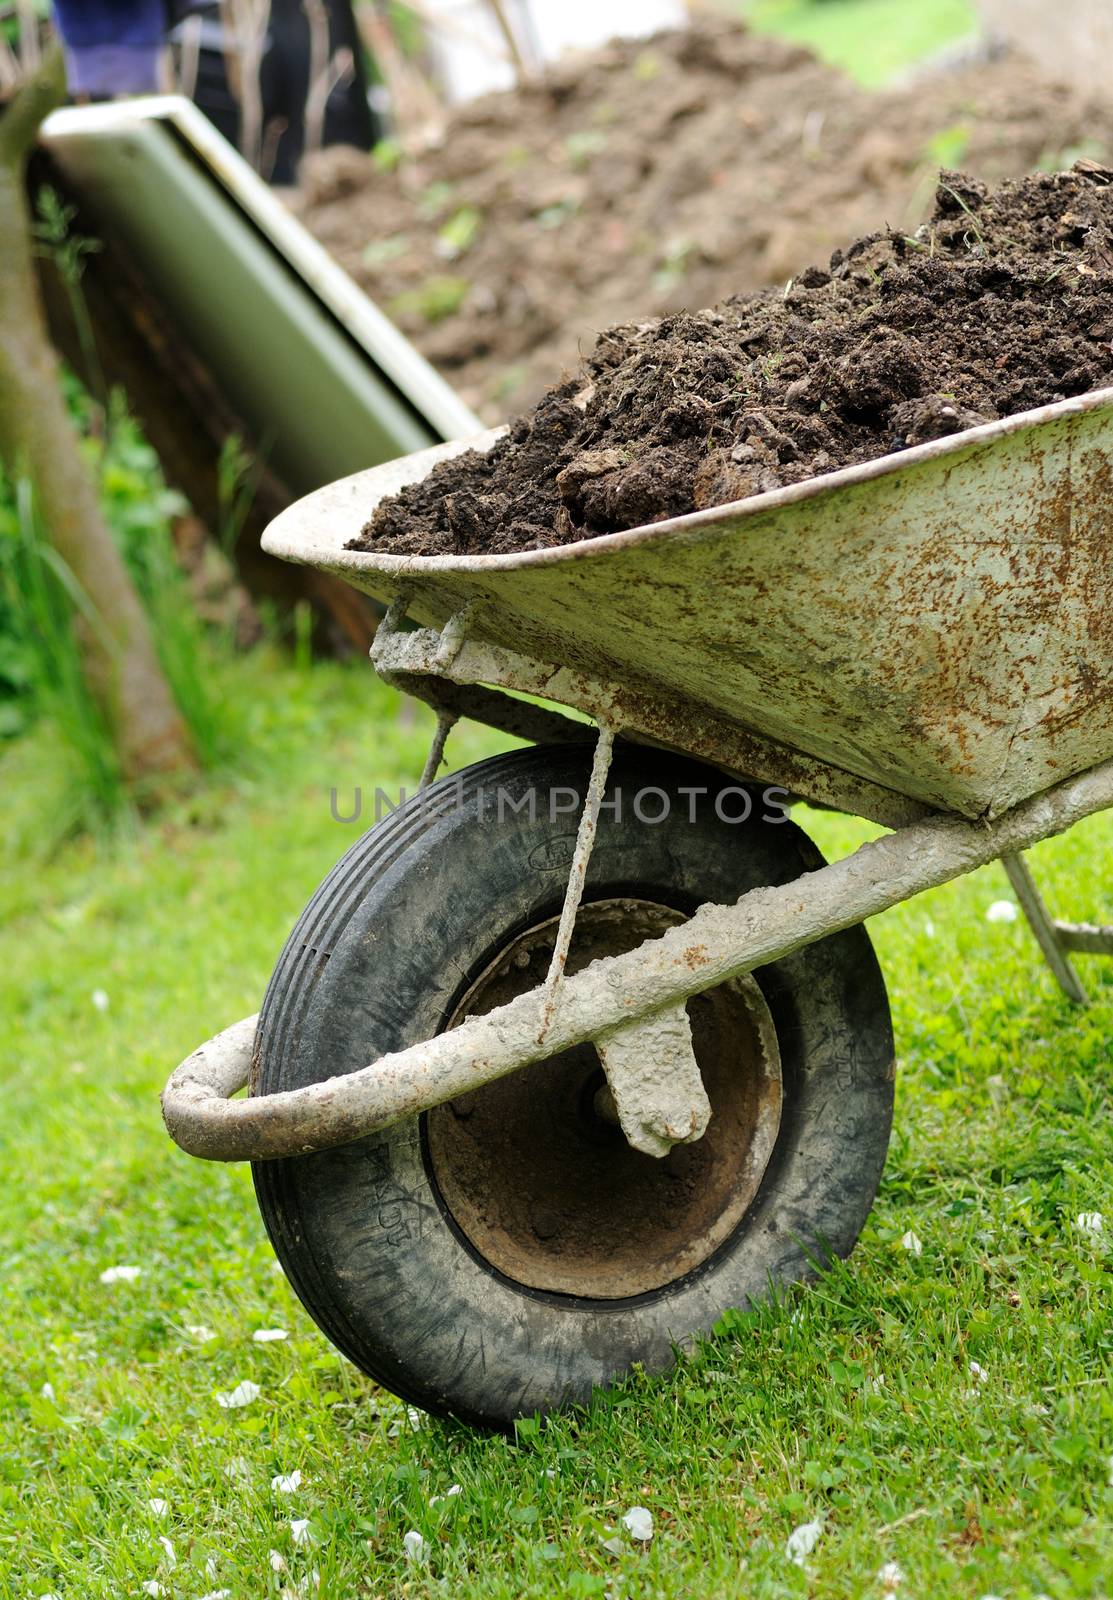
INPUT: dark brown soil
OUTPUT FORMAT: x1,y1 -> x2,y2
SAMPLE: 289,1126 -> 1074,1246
353,164 -> 1113,556
296,16 -> 1113,423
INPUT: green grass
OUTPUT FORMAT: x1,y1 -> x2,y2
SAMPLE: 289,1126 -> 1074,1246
747,0 -> 979,87
0,652 -> 1109,1599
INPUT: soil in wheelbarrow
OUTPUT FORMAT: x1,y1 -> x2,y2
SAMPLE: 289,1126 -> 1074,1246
352,164 -> 1113,556
297,15 -> 1113,423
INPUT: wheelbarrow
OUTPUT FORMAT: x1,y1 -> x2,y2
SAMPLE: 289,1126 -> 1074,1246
163,387 -> 1113,1428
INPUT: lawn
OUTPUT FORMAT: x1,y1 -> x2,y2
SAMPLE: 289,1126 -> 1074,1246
0,651 -> 1110,1599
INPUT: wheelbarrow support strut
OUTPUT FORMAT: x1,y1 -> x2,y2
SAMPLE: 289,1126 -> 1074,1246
161,756 -> 1113,1165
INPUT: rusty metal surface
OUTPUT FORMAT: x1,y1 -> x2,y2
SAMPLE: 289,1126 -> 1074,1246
425,901 -> 782,1299
161,756 -> 1113,1162
374,615 -> 928,828
264,390 -> 1113,819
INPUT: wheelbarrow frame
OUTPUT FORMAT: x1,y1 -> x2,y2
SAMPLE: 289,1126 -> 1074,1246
162,388 -> 1113,1164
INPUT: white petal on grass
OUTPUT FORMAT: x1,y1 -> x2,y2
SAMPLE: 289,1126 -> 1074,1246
878,1560 -> 905,1589
785,1520 -> 824,1565
1074,1211 -> 1104,1239
622,1506 -> 654,1542
429,1483 -> 462,1506
99,1264 -> 142,1284
91,988 -> 110,1012
272,1470 -> 303,1493
141,1584 -> 165,1598
985,900 -> 1018,924
188,1325 -> 216,1343
253,1327 -> 288,1343
40,1382 -> 55,1402
900,1231 -> 923,1256
290,1518 -> 312,1546
923,918 -> 936,938
199,1592 -> 232,1599
216,1379 -> 261,1409
402,1530 -> 426,1562
147,1497 -> 169,1517
269,1550 -> 287,1573
600,1535 -> 626,1558
969,1360 -> 988,1383
157,1534 -> 176,1567
205,1555 -> 219,1579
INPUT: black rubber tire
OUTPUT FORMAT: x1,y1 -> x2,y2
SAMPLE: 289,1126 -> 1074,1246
253,742 -> 894,1428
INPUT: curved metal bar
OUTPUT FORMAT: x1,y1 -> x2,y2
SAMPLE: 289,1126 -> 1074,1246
161,760 -> 1113,1164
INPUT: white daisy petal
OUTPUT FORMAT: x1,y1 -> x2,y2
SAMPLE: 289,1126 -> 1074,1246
187,1325 -> 216,1343
985,900 -> 1017,924
402,1530 -> 426,1562
99,1265 -> 142,1284
216,1379 -> 261,1409
147,1497 -> 169,1517
142,1584 -> 165,1598
969,1360 -> 988,1383
429,1482 -> 462,1507
253,1328 -> 288,1343
269,1550 -> 287,1573
622,1506 -> 653,1542
272,1470 -> 303,1494
92,988 -> 110,1012
40,1382 -> 56,1402
1075,1211 -> 1104,1239
878,1560 -> 904,1589
785,1519 -> 824,1565
157,1534 -> 176,1567
290,1517 -> 312,1546
900,1230 -> 923,1256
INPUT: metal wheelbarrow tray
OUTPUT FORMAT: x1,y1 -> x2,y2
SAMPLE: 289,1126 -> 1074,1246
163,387 -> 1113,1428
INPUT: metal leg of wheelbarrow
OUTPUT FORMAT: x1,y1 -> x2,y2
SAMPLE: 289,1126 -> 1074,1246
1001,851 -> 1113,1005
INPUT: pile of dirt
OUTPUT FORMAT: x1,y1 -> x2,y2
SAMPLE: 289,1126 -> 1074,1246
295,16 -> 1112,422
353,164 -> 1113,555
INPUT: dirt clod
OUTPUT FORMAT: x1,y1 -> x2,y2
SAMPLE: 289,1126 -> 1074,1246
354,166 -> 1113,556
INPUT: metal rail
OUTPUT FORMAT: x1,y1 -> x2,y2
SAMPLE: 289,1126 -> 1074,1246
162,757 -> 1113,1163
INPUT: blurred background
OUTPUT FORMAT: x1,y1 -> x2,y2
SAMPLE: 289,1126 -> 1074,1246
2,0 -> 1110,838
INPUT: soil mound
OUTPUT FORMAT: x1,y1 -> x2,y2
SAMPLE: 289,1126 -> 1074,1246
296,17 -> 1112,421
353,165 -> 1113,556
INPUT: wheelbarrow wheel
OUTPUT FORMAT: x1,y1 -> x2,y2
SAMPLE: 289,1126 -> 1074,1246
253,741 -> 894,1428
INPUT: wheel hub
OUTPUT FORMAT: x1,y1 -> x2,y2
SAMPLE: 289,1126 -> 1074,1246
425,900 -> 782,1299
